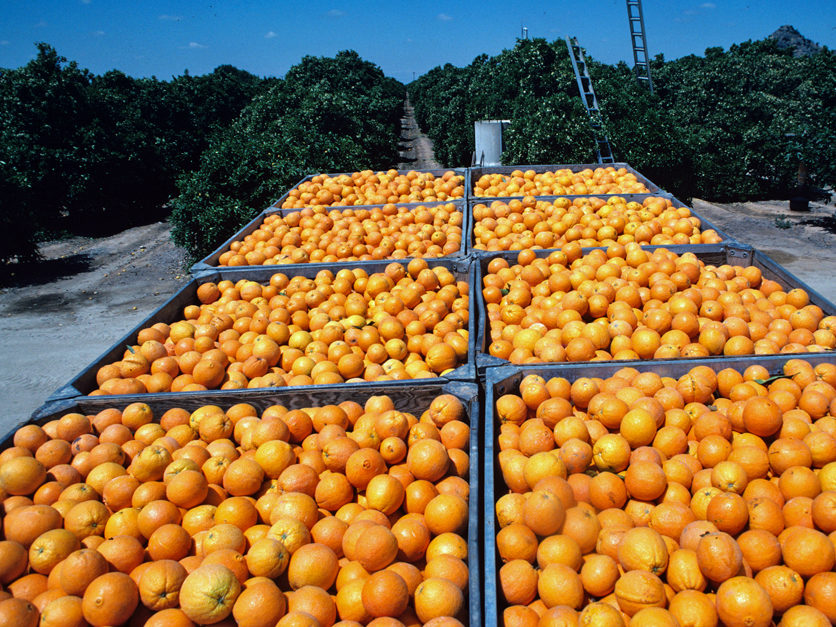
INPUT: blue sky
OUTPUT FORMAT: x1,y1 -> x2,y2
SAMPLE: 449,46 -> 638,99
1,1 -> 834,83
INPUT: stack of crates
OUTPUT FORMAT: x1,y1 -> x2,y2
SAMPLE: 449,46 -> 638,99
17,162 -> 836,626
468,165 -> 836,625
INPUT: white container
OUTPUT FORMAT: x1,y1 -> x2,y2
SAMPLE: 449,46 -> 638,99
473,120 -> 510,167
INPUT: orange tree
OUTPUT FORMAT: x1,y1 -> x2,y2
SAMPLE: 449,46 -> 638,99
589,57 -> 698,200
0,44 -> 264,264
641,40 -> 836,201
170,51 -> 404,262
409,38 -> 593,168
410,36 -> 836,202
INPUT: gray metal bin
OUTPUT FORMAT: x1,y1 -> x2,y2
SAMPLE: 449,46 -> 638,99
41,258 -> 477,410
469,163 -> 662,197
475,242 -> 836,375
482,353 -> 836,626
22,380 -> 481,627
192,199 -> 469,277
467,192 -> 734,255
273,167 -> 469,210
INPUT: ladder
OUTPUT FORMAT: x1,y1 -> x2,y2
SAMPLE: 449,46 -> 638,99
626,0 -> 654,93
565,37 -> 615,165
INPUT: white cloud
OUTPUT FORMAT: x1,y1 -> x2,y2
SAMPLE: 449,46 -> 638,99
92,30 -> 105,36
700,2 -> 717,7
187,41 -> 207,49
159,14 -> 182,21
327,9 -> 345,17
0,40 -> 9,46
81,0 -> 91,4
438,13 -> 453,21
34,20 -> 48,27
265,31 -> 277,38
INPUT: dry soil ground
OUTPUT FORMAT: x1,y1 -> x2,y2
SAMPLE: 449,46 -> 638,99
1,106 -> 834,428
0,223 -> 190,427
398,96 -> 442,170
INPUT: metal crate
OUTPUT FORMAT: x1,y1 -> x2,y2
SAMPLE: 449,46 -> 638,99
272,167 -> 470,210
43,258 -> 477,408
482,353 -> 836,626
475,242 -> 836,374
191,199 -> 470,276
469,163 -> 662,197
467,192 -> 734,255
24,380 -> 482,627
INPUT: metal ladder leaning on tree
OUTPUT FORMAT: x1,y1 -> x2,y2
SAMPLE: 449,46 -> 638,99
565,37 -> 615,165
626,0 -> 654,94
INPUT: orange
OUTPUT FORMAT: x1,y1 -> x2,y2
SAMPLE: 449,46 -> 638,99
178,564 -> 241,624
361,570 -> 409,618
715,577 -> 773,627
82,572 -> 139,626
287,543 -> 339,590
232,581 -> 287,627
414,577 -> 464,622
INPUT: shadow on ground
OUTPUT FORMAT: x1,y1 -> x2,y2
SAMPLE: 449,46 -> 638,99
801,214 -> 836,235
0,253 -> 92,289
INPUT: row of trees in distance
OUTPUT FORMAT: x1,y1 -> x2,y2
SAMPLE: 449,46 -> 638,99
408,37 -> 836,203
3,36 -> 833,263
0,43 -> 265,263
0,46 -> 403,264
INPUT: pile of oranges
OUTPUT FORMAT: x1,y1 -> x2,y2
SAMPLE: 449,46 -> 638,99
472,167 -> 650,198
472,196 -> 722,251
493,358 -> 836,625
483,245 -> 836,364
0,392 -> 472,625
18,149 -> 835,627
218,203 -> 463,267
93,260 -> 470,395
280,171 -> 465,209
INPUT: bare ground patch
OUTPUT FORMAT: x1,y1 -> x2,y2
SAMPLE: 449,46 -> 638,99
0,221 -> 190,422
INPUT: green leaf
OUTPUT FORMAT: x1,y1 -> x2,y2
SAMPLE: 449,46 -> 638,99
754,374 -> 791,385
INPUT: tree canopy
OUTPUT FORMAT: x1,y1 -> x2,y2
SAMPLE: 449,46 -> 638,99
0,44 -> 265,262
409,36 -> 836,202
169,50 -> 404,261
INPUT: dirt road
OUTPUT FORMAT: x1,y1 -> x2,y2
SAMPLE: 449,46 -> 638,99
398,97 -> 442,170
0,223 -> 190,425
